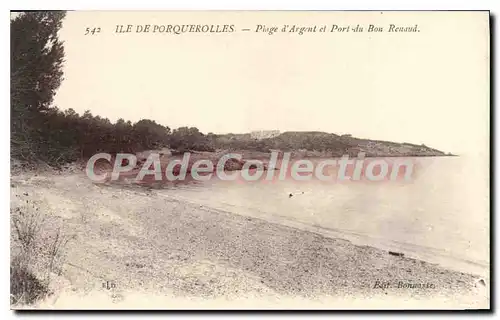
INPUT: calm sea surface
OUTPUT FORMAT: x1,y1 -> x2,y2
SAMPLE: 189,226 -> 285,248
160,156 -> 490,276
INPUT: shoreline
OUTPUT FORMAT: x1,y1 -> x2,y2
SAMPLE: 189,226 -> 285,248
10,171 -> 489,309
156,191 -> 489,279
80,149 -> 459,185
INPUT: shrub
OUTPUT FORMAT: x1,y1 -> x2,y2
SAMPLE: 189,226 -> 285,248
10,194 -> 73,306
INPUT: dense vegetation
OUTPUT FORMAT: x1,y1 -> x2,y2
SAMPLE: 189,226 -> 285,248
11,12 -> 446,169
11,12 -> 215,166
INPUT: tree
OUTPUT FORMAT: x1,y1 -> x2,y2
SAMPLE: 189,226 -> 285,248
11,11 -> 66,162
169,126 -> 213,151
11,11 -> 65,113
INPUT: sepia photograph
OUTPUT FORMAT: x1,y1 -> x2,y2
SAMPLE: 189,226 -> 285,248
10,10 -> 490,310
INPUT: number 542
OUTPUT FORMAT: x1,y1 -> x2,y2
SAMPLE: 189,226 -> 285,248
85,27 -> 101,35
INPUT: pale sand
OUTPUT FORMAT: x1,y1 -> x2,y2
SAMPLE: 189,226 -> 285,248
10,172 -> 489,309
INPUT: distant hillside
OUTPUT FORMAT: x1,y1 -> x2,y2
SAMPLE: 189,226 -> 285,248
337,134 -> 448,157
209,131 -> 448,157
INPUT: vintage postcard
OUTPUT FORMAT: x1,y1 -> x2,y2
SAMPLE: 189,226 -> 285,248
10,11 -> 490,310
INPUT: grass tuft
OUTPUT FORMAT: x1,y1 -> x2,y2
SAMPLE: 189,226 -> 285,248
10,194 -> 73,307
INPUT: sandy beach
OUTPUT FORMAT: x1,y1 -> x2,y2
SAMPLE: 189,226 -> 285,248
10,170 -> 489,309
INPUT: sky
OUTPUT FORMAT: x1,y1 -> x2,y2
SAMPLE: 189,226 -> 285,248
52,11 -> 490,155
